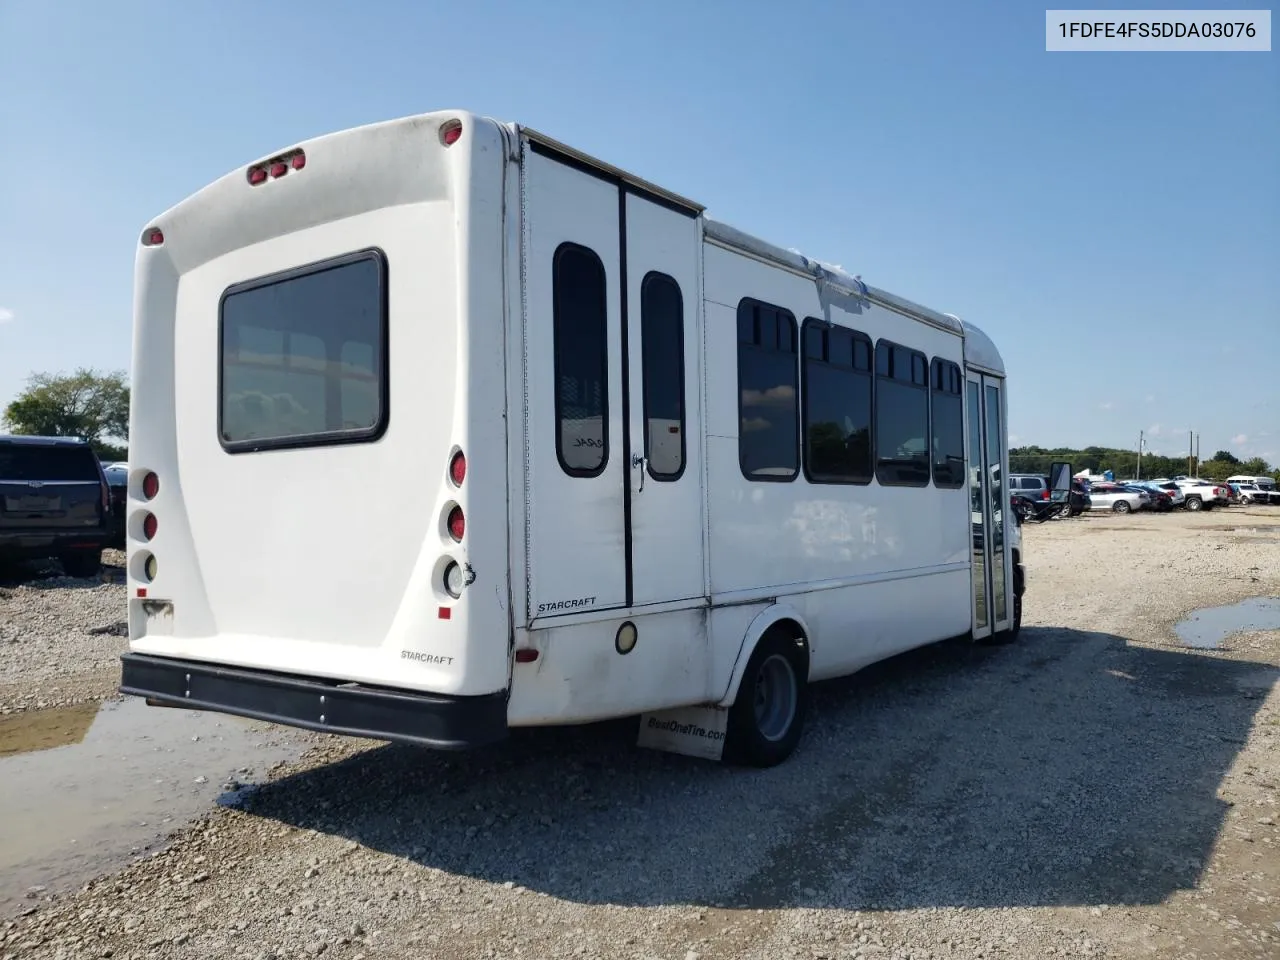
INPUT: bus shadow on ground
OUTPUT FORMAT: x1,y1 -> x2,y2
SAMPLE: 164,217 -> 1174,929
232,626 -> 1278,911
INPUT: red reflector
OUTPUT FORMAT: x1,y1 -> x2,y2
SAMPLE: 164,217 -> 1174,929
450,450 -> 466,486
269,162 -> 287,178
142,472 -> 160,500
668,426 -> 679,433
291,152 -> 306,170
143,513 -> 157,540
438,606 -> 452,620
440,121 -> 463,146
137,587 -> 148,598
514,648 -> 538,663
143,228 -> 164,246
248,167 -> 267,185
448,506 -> 465,542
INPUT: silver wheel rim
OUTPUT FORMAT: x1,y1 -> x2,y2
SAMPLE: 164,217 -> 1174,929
753,654 -> 797,742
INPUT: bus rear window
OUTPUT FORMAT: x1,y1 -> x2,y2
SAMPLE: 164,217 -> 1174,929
219,250 -> 388,452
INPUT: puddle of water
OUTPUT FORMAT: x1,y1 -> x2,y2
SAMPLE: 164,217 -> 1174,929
0,702 -> 99,758
1174,597 -> 1280,649
0,696 -> 307,918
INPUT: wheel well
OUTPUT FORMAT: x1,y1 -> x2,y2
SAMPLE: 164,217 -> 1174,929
718,612 -> 811,708
765,618 -> 810,666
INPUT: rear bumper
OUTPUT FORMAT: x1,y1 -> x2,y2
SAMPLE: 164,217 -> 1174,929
119,652 -> 509,750
0,530 -> 108,559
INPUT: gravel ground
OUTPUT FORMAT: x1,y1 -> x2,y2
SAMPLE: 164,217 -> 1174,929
0,550 -> 128,715
3,509 -> 1279,959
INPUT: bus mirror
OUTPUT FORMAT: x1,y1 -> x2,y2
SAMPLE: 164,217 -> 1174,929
1050,461 -> 1073,500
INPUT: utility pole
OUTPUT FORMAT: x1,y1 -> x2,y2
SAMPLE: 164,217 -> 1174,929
1194,433 -> 1200,478
1137,430 -> 1144,480
1188,430 -> 1193,477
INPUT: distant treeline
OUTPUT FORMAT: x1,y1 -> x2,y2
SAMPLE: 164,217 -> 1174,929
1009,445 -> 1278,483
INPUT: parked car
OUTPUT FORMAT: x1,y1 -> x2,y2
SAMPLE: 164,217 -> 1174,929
1225,475 -> 1280,505
1086,481 -> 1149,514
0,435 -> 112,576
1129,483 -> 1174,511
1171,478 -> 1231,511
102,462 -> 127,548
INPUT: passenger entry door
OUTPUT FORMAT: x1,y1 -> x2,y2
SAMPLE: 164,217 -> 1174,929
967,371 -> 1011,638
623,193 -> 705,607
523,146 -> 628,619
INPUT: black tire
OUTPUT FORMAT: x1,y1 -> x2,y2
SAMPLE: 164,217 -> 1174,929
1113,500 -> 1131,514
724,628 -> 809,768
1185,496 -> 1202,512
61,549 -> 102,579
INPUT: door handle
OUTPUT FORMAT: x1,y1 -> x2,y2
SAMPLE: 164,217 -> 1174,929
632,452 -> 647,493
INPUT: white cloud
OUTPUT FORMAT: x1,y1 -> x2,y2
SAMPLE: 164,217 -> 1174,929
1146,424 -> 1162,437
1144,394 -> 1156,403
0,307 -> 13,324
1232,433 -> 1248,445
1098,401 -> 1114,411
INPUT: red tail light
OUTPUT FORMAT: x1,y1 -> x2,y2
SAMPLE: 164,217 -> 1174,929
450,450 -> 466,487
142,472 -> 159,500
1041,489 -> 1049,500
448,506 -> 465,542
142,513 -> 158,541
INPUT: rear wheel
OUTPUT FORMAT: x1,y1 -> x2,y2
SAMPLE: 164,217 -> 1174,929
724,628 -> 809,768
1113,500 -> 1131,514
61,549 -> 102,579
1185,497 -> 1202,512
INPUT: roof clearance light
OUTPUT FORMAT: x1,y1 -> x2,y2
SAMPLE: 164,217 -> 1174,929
440,120 -> 463,147
269,162 -> 288,178
248,166 -> 267,185
291,151 -> 306,170
142,228 -> 164,246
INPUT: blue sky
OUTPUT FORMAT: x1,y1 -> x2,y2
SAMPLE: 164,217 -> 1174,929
1,1 -> 1276,462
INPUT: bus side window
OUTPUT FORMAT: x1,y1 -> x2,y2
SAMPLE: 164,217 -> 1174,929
800,317 -> 873,485
930,358 -> 965,488
737,298 -> 799,482
552,242 -> 610,478
874,340 -> 930,487
640,272 -> 686,480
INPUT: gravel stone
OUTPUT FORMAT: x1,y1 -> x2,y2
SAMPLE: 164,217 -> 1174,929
2,510 -> 1279,959
0,550 -> 128,714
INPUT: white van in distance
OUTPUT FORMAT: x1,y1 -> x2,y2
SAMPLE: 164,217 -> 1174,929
118,109 -> 1069,766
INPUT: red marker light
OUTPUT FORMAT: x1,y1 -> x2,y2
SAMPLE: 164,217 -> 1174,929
269,162 -> 287,178
449,450 -> 466,486
248,167 -> 267,185
440,120 -> 463,146
143,228 -> 164,246
448,506 -> 465,542
291,152 -> 306,170
514,648 -> 539,663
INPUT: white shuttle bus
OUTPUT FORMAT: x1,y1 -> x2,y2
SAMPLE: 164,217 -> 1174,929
119,110 -> 1070,767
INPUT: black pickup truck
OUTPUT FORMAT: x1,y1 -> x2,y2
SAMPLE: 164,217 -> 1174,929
0,435 -> 113,577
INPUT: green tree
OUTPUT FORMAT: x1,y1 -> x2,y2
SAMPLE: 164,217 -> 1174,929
1212,450 -> 1239,465
3,368 -> 130,458
1240,457 -> 1271,476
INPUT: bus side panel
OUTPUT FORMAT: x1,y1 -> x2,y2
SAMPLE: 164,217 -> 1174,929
701,244 -> 969,600
506,608 -> 710,725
